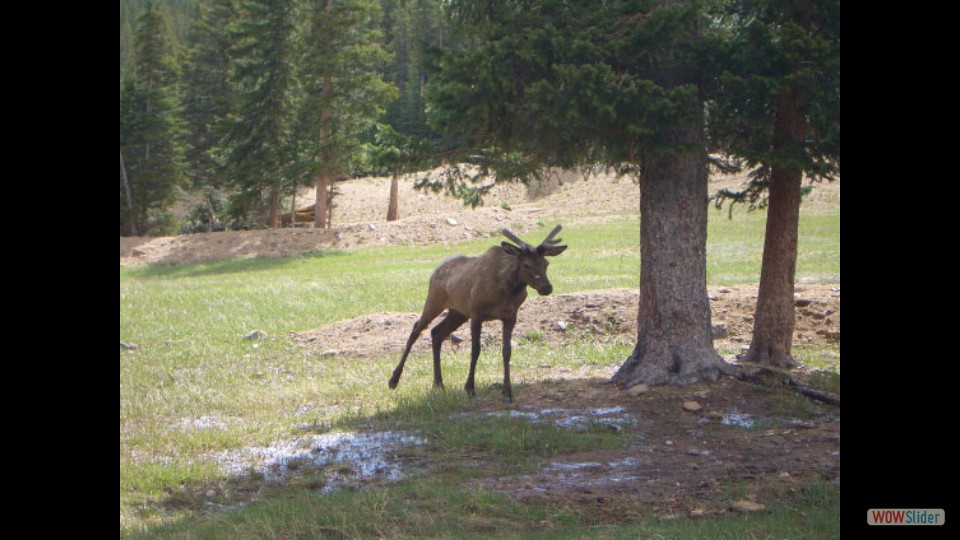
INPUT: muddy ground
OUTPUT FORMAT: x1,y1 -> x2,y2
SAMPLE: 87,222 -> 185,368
289,284 -> 839,518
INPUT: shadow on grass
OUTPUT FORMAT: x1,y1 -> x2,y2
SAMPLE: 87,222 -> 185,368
127,249 -> 348,279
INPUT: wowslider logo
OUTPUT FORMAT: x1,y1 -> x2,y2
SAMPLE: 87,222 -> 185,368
867,509 -> 945,526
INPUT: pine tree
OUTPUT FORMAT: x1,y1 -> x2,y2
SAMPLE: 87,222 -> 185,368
182,0 -> 237,189
707,0 -> 840,368
220,0 -> 297,228
427,0 -> 732,387
293,0 -> 396,228
120,0 -> 187,236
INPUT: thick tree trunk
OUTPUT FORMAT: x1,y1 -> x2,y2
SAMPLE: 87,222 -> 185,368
611,125 -> 731,388
386,174 -> 400,221
267,186 -> 280,229
120,149 -> 137,236
743,88 -> 808,368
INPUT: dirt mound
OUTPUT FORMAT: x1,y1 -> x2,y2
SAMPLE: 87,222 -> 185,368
291,284 -> 840,360
120,168 -> 838,267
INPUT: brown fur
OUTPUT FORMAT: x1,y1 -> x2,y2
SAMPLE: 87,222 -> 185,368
388,226 -> 567,402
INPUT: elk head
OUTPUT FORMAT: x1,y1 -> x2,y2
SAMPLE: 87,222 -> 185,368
501,224 -> 568,296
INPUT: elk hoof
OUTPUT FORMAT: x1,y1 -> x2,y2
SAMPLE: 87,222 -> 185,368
388,377 -> 399,389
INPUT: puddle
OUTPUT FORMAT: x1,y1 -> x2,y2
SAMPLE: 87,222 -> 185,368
721,413 -> 755,429
530,457 -> 644,489
465,406 -> 636,431
214,431 -> 426,492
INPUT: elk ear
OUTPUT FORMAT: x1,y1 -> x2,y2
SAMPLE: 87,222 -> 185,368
501,242 -> 523,256
541,245 -> 567,257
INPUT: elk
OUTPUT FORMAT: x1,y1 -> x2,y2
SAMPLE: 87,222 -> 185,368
388,225 -> 567,402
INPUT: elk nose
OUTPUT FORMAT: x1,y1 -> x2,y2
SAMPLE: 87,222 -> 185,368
539,284 -> 553,295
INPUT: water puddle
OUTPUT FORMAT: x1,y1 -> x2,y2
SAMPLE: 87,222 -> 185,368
214,431 -> 426,492
721,413 -> 755,429
466,405 -> 636,431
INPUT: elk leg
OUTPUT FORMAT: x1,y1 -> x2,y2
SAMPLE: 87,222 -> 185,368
430,310 -> 467,388
465,318 -> 484,397
501,317 -> 516,402
389,302 -> 445,389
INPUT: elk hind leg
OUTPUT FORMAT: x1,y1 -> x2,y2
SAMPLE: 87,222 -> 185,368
430,310 -> 467,388
389,300 -> 445,389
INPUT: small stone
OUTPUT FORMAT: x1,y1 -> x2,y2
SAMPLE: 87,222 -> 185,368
524,482 -> 534,490
131,248 -> 147,257
779,471 -> 791,479
367,223 -> 377,230
665,440 -> 674,446
730,500 -> 766,513
707,411 -> 724,421
687,449 -> 701,456
682,400 -> 703,412
446,217 -> 458,226
320,349 -> 338,358
627,384 -> 649,396
556,320 -> 568,331
711,323 -> 730,340
690,508 -> 707,518
243,330 -> 268,340
120,341 -> 138,350
717,287 -> 731,293
794,296 -> 813,307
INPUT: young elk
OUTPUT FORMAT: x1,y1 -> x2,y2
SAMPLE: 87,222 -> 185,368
388,225 -> 567,402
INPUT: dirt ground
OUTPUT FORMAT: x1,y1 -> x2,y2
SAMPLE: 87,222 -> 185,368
122,168 -> 840,518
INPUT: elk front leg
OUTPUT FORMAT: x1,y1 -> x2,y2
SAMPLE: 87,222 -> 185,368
430,310 -> 467,388
501,317 -> 516,402
465,318 -> 483,397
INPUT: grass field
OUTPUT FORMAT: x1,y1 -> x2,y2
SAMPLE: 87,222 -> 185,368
120,199 -> 840,538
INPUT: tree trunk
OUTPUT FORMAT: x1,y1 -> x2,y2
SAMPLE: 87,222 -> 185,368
611,126 -> 731,388
386,174 -> 400,221
315,173 -> 329,229
743,88 -> 808,368
120,149 -> 137,236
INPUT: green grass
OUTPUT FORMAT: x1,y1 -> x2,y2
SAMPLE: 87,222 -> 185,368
120,205 -> 839,537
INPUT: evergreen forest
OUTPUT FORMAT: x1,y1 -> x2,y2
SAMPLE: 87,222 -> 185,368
119,0 -> 839,237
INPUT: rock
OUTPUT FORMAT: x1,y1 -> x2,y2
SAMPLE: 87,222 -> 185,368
707,411 -> 724,421
627,384 -> 649,396
794,296 -> 813,307
120,341 -> 138,350
665,440 -> 674,446
243,330 -> 268,340
717,287 -> 731,293
817,329 -> 840,342
450,334 -> 464,344
367,223 -> 377,231
320,350 -> 338,358
556,320 -> 568,331
711,323 -> 730,340
131,248 -> 146,257
446,217 -> 458,226
730,500 -> 766,513
682,400 -> 702,412
690,508 -> 707,518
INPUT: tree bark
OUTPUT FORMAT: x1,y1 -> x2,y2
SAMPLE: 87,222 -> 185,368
611,124 -> 731,388
743,89 -> 807,368
315,173 -> 329,229
120,149 -> 137,236
743,0 -> 813,368
386,174 -> 400,221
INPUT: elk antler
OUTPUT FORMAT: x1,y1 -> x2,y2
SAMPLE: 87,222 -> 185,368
501,228 -> 533,251
540,224 -> 563,246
